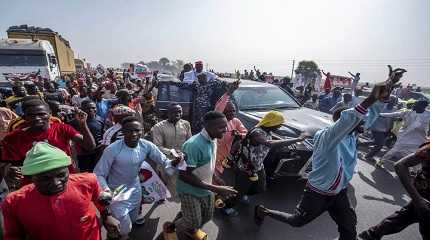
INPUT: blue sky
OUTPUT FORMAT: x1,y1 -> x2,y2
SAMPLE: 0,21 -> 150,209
1,0 -> 429,86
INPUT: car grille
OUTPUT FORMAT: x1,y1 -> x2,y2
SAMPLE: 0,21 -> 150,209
287,144 -> 297,151
303,138 -> 314,150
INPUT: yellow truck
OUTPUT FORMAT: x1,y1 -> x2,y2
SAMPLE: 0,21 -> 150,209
7,25 -> 76,75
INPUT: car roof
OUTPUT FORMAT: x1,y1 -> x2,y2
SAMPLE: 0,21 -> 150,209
221,78 -> 277,88
158,75 -> 180,82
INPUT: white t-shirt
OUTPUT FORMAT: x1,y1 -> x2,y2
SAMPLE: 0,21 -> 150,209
381,110 -> 430,147
182,71 -> 217,84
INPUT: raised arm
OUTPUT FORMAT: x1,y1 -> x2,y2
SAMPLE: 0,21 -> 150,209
379,110 -> 407,119
69,108 -> 96,150
214,92 -> 230,113
319,81 -> 394,150
317,106 -> 368,151
321,70 -> 327,76
348,72 -> 355,78
215,80 -> 240,112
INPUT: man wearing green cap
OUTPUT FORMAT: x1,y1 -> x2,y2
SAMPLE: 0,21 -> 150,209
1,142 -> 120,240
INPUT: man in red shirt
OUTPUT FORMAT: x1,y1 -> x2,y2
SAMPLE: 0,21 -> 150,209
1,142 -> 120,240
0,98 -> 96,190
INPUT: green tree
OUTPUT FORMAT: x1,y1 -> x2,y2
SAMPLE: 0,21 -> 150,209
159,57 -> 170,67
295,60 -> 320,80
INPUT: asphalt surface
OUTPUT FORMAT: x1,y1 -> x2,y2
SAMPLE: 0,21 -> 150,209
128,151 -> 421,240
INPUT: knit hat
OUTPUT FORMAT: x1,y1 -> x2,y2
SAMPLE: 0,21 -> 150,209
256,111 -> 285,128
22,142 -> 71,176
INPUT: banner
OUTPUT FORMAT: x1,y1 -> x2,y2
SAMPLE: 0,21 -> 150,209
331,75 -> 352,88
139,161 -> 171,203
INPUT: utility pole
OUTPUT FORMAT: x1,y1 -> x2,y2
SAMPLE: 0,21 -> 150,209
291,59 -> 295,80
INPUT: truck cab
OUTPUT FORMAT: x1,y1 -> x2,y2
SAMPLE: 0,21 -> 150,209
0,39 -> 60,87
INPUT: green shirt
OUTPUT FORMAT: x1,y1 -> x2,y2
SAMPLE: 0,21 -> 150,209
177,129 -> 216,197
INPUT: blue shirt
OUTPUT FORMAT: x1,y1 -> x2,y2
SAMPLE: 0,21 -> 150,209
319,94 -> 341,113
364,101 -> 386,130
96,99 -> 116,121
308,104 -> 379,195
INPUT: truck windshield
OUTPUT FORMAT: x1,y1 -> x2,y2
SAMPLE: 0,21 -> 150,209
0,54 -> 47,67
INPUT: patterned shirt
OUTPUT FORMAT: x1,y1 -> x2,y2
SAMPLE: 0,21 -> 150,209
238,128 -> 271,172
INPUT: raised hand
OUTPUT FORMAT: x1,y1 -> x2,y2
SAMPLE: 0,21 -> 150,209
387,65 -> 407,85
74,108 -> 88,125
4,165 -> 23,190
228,79 -> 241,95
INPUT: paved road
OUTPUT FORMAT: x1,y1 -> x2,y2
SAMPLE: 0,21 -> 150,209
129,154 -> 420,240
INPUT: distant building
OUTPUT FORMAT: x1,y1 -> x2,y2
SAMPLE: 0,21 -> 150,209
74,58 -> 86,71
7,25 -> 76,74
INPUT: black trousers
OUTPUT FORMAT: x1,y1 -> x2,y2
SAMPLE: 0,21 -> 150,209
224,168 -> 267,209
367,201 -> 430,239
266,187 -> 357,240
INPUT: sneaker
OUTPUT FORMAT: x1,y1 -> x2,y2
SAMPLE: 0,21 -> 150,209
222,208 -> 239,217
358,230 -> 380,240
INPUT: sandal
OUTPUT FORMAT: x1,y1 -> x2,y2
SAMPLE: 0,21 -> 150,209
193,229 -> 207,240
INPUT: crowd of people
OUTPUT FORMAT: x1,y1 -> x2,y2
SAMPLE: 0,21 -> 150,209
0,62 -> 427,240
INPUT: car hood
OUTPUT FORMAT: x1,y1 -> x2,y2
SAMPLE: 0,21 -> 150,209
244,107 -> 333,135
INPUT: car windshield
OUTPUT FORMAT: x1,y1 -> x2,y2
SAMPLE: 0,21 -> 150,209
0,54 -> 47,67
233,86 -> 299,110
